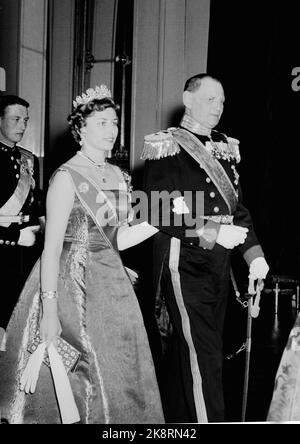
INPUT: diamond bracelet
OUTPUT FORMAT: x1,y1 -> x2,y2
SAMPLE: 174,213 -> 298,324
40,291 -> 57,300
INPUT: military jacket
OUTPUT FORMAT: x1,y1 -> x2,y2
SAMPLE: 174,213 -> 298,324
142,127 -> 264,265
0,141 -> 44,246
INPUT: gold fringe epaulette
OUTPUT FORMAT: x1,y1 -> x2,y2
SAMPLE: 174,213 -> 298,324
226,136 -> 241,163
141,128 -> 181,160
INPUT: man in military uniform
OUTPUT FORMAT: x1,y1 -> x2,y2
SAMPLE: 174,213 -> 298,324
141,74 -> 269,422
0,95 -> 44,347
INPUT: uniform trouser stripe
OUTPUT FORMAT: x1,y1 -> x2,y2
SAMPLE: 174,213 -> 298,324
168,237 -> 208,423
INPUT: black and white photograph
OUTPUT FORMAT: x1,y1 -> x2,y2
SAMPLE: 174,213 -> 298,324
0,0 -> 300,430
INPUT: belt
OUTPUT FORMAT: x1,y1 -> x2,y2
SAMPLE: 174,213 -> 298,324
0,214 -> 30,224
202,215 -> 233,224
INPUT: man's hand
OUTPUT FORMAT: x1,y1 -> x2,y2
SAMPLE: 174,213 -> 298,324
18,225 -> 40,247
216,225 -> 248,249
249,257 -> 269,280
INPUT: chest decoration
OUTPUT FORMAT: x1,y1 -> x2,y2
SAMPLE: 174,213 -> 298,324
78,182 -> 89,194
17,156 -> 35,189
121,170 -> 133,194
230,164 -> 239,186
205,137 -> 241,164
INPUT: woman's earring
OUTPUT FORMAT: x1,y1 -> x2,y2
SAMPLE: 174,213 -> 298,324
106,150 -> 112,158
79,138 -> 83,146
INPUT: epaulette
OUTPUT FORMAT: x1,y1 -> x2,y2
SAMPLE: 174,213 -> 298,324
225,136 -> 241,163
141,127 -> 181,160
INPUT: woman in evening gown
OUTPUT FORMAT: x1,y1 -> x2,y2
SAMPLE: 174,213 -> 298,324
0,85 -> 164,424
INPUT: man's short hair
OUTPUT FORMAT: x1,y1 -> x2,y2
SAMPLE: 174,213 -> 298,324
0,95 -> 30,117
184,73 -> 221,92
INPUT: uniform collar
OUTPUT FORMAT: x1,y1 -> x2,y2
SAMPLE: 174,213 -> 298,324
180,112 -> 212,136
0,141 -> 19,154
179,125 -> 227,144
179,112 -> 227,143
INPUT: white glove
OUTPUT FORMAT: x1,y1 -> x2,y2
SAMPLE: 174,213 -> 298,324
216,225 -> 248,249
18,225 -> 40,247
20,342 -> 46,393
249,257 -> 269,280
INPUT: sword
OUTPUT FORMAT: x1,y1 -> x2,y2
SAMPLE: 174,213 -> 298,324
241,278 -> 263,421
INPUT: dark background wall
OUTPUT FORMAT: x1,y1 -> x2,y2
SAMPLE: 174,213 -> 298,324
207,0 -> 300,278
0,0 -> 20,94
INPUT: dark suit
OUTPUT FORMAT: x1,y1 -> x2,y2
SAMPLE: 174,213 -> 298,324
142,127 -> 264,422
0,141 -> 44,328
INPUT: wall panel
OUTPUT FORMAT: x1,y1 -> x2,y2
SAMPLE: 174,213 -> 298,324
18,0 -> 48,158
131,0 -> 210,170
0,0 -> 20,94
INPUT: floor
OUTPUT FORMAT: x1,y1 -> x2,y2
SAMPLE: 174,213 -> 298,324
223,287 -> 298,423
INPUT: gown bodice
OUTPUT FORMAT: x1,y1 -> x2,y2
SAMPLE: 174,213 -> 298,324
63,194 -> 122,251
61,162 -> 131,252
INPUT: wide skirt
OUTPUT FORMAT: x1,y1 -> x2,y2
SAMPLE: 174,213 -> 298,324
0,240 -> 164,424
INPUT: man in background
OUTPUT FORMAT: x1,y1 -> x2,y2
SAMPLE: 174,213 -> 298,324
0,95 -> 44,347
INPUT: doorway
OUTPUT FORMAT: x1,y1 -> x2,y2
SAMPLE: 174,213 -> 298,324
72,0 -> 134,171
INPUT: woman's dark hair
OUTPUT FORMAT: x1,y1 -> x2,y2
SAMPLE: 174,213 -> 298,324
67,97 -> 119,143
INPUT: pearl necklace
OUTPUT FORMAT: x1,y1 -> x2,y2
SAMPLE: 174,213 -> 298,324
77,150 -> 107,168
77,150 -> 108,182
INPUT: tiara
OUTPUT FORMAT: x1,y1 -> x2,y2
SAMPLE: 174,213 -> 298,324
73,84 -> 112,108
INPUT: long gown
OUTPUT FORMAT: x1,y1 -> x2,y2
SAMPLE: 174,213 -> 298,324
0,159 -> 164,424
267,312 -> 300,422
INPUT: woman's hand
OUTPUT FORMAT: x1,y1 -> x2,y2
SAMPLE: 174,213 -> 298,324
39,301 -> 62,347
